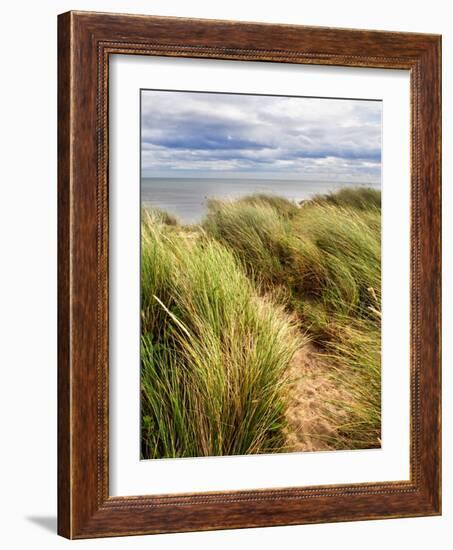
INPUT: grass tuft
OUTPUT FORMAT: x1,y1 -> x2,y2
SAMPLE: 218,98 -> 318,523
143,205 -> 179,226
310,186 -> 381,210
141,211 -> 301,459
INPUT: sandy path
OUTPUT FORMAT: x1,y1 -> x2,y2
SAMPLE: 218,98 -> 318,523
283,343 -> 350,452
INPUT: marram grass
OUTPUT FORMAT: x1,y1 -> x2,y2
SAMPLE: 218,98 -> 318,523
141,187 -> 382,455
141,209 -> 301,459
203,188 -> 382,449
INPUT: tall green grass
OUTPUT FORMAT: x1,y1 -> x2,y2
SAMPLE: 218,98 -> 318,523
140,209 -> 301,459
204,188 -> 382,449
310,186 -> 381,210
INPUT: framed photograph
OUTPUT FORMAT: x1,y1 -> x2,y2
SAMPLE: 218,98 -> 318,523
58,11 -> 441,539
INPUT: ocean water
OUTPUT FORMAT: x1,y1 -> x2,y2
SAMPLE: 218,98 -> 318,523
141,177 -> 380,224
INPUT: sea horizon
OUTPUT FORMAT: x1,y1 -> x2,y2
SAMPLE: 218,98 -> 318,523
141,177 -> 381,224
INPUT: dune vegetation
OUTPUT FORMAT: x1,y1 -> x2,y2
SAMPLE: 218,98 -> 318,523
141,187 -> 381,458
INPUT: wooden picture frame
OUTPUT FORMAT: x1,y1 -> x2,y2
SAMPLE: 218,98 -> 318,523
58,10 -> 441,539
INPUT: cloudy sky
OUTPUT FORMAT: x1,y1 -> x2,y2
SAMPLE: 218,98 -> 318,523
141,90 -> 382,182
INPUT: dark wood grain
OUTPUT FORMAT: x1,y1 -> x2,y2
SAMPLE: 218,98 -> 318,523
57,11 -> 71,538
57,10 -> 442,539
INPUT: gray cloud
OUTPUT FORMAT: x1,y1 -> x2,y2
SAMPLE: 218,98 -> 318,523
141,90 -> 382,182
